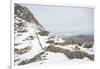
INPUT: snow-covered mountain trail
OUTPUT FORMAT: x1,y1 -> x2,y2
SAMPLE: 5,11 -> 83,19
14,3 -> 94,66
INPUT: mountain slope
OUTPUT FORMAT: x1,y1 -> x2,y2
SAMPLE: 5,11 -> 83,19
14,4 -> 94,66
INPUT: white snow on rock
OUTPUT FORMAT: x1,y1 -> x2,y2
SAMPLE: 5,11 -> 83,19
14,4 -> 94,66
14,51 -> 94,69
55,44 -> 94,55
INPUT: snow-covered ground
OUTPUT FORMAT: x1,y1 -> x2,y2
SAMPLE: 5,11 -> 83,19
14,4 -> 94,67
14,51 -> 94,69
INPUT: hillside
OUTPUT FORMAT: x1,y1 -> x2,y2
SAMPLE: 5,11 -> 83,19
14,4 -> 94,66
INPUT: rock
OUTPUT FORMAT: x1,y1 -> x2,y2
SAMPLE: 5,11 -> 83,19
38,31 -> 49,36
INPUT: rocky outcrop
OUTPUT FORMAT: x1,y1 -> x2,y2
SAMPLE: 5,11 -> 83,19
18,51 -> 45,65
15,3 -> 48,32
46,45 -> 94,61
18,45 -> 94,65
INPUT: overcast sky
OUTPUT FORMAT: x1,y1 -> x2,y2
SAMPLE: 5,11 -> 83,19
21,4 -> 94,36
